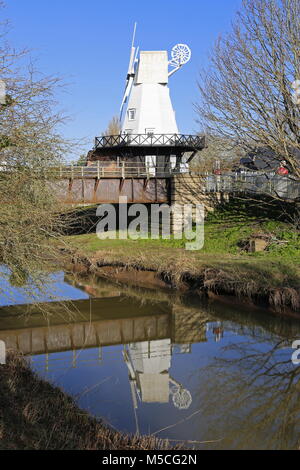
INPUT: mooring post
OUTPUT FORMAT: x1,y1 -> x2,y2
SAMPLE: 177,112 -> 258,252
97,160 -> 100,179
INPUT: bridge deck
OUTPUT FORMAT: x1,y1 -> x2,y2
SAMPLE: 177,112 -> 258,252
5,164 -> 297,203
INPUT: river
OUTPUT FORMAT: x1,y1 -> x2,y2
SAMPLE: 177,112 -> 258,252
0,268 -> 300,450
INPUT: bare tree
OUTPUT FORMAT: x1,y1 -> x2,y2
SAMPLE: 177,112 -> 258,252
190,134 -> 243,172
101,115 -> 121,136
196,0 -> 300,177
0,3 -> 71,286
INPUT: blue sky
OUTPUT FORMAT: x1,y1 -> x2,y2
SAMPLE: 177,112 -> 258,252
4,0 -> 241,159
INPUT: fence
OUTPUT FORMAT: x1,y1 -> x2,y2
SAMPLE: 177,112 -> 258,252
53,162 -> 177,178
203,172 -> 300,200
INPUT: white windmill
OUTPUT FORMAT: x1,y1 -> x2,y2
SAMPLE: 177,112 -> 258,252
119,26 -> 192,173
120,26 -> 191,137
91,25 -> 204,175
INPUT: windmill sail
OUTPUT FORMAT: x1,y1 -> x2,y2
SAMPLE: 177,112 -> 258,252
120,23 -> 138,118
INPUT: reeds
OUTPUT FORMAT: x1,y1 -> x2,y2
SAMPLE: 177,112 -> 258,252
0,353 -> 177,450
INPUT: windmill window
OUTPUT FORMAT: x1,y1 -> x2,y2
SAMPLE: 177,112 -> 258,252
128,108 -> 136,120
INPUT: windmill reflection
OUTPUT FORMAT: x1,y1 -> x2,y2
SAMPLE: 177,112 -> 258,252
123,339 -> 192,409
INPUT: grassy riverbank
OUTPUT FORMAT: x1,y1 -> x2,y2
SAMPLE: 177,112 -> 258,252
59,201 -> 300,313
0,353 -> 175,450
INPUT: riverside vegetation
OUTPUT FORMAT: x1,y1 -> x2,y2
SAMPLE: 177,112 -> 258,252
59,198 -> 300,315
0,353 -> 176,450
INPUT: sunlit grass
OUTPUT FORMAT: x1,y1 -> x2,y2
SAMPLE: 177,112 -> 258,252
62,217 -> 300,259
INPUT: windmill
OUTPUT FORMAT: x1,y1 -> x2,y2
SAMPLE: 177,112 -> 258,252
90,25 -> 205,176
120,25 -> 191,139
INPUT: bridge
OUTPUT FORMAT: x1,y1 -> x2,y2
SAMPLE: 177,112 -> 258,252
3,160 -> 298,206
4,130 -> 297,205
49,163 -> 171,205
45,164 -> 299,205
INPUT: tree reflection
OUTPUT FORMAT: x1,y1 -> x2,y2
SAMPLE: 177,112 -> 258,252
200,332 -> 300,450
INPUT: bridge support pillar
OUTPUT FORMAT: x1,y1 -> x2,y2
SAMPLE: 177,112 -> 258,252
169,174 -> 216,234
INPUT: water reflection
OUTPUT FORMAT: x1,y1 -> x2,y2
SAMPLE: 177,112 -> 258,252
0,271 -> 300,449
124,339 -> 192,408
198,335 -> 300,449
0,267 -> 89,306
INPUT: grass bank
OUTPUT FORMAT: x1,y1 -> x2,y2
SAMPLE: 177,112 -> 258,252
0,353 -> 176,450
59,202 -> 300,314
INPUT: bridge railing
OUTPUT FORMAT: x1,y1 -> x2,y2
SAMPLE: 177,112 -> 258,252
46,162 -> 180,178
202,172 -> 300,200
0,162 -> 187,178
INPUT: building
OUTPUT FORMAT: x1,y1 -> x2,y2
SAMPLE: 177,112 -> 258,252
87,28 -> 205,176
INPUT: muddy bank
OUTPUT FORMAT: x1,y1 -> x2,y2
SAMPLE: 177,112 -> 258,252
0,353 -> 178,450
60,249 -> 300,317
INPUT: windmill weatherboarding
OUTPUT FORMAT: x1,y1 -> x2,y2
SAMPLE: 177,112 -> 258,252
121,26 -> 192,138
